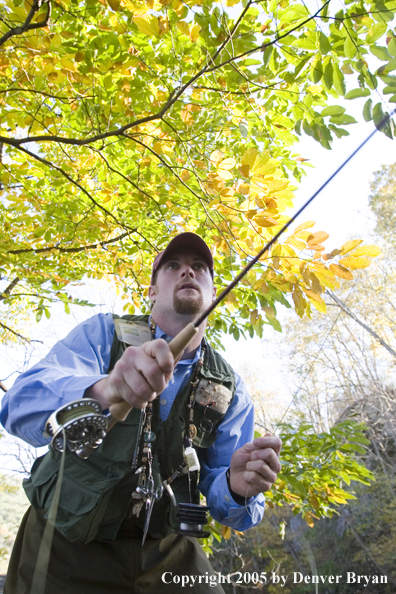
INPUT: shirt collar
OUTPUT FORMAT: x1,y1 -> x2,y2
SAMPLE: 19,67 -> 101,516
149,316 -> 201,364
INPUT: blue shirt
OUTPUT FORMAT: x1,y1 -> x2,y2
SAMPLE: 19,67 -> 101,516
0,313 -> 265,530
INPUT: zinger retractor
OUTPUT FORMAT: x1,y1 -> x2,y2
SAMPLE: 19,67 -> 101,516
45,399 -> 108,457
174,503 -> 210,538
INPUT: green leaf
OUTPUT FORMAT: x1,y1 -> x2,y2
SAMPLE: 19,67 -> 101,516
345,88 -> 371,99
365,23 -> 387,44
321,105 -> 346,116
317,32 -> 331,54
344,36 -> 357,59
333,64 -> 346,95
323,58 -> 333,89
370,45 -> 391,61
340,443 -> 367,455
363,98 -> 373,121
388,36 -> 396,57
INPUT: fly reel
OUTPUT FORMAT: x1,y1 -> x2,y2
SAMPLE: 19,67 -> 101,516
45,399 -> 109,457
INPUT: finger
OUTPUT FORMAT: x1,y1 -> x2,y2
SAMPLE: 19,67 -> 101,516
142,339 -> 174,377
245,460 -> 278,485
251,436 -> 282,456
249,448 -> 282,474
109,366 -> 157,408
132,352 -> 170,394
242,470 -> 273,493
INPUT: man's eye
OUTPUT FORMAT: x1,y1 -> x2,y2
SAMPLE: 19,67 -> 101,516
194,263 -> 206,270
167,262 -> 178,269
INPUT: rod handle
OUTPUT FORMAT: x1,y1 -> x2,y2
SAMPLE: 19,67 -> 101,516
109,323 -> 198,421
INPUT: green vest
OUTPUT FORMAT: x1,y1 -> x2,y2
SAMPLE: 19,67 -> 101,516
24,315 -> 236,543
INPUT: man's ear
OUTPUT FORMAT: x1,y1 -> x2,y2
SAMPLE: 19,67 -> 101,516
212,285 -> 217,300
148,285 -> 156,303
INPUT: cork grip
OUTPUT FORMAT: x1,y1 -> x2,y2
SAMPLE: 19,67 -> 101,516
108,323 -> 199,421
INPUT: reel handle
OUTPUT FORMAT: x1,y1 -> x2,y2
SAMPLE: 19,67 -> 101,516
109,323 -> 199,421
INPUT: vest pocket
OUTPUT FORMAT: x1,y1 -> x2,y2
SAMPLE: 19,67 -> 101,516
191,401 -> 225,448
23,449 -> 125,543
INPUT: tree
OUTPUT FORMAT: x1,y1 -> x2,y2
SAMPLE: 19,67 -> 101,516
369,162 -> 396,245
0,0 -> 392,347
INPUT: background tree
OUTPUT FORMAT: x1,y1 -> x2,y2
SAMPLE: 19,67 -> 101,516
212,161 -> 396,591
0,0 -> 393,347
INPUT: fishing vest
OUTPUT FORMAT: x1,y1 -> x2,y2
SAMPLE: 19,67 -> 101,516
24,314 -> 236,543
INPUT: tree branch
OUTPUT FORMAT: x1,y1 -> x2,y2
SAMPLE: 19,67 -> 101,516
0,1 -> 329,148
0,0 -> 51,48
7,231 -> 134,255
0,277 -> 20,301
327,290 -> 396,360
0,321 -> 31,343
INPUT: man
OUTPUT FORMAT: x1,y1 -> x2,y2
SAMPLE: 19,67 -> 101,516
1,232 -> 282,594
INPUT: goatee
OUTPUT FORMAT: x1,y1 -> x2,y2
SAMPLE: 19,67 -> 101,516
173,294 -> 203,315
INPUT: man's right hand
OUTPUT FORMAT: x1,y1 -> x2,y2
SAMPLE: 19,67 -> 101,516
85,339 -> 174,410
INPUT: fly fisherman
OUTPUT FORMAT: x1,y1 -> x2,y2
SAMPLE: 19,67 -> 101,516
1,232 -> 282,594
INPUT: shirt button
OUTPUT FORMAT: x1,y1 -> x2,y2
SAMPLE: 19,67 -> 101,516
228,518 -> 234,522
225,495 -> 230,502
160,399 -> 167,406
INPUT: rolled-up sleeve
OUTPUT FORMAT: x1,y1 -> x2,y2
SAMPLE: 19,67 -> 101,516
0,313 -> 114,447
198,373 -> 265,531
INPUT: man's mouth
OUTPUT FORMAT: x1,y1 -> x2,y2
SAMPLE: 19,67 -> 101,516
178,283 -> 200,292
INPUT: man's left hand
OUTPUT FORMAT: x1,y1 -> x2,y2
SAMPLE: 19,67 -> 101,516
229,434 -> 282,498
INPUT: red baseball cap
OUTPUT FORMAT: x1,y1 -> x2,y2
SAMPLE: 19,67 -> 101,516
151,233 -> 214,285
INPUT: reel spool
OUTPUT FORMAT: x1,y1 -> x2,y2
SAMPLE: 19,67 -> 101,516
174,503 -> 210,538
45,399 -> 109,457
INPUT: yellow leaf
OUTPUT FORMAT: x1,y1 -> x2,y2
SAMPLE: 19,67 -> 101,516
181,109 -> 193,125
303,289 -> 327,313
263,305 -> 275,319
190,23 -> 201,41
310,495 -> 320,510
193,160 -> 205,169
294,220 -> 316,233
176,21 -> 189,35
254,216 -> 279,227
307,231 -> 329,246
210,150 -> 223,164
339,256 -> 372,270
340,239 -> 363,255
251,151 -> 270,174
306,244 -> 325,252
347,244 -> 381,258
221,525 -> 232,539
217,169 -> 233,181
134,15 -> 160,37
329,263 -> 354,280
220,187 -> 235,198
239,183 -> 249,195
217,157 -> 236,170
250,308 -> 258,325
304,512 -> 315,528
238,164 -> 250,177
285,237 -> 305,250
180,169 -> 191,182
241,148 -> 258,168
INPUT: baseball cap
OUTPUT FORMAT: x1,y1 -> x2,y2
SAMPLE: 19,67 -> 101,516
150,233 -> 214,285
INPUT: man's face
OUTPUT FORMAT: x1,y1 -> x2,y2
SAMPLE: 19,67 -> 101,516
149,250 -> 215,317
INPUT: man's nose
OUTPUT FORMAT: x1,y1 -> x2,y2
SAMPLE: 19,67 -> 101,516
180,265 -> 195,278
